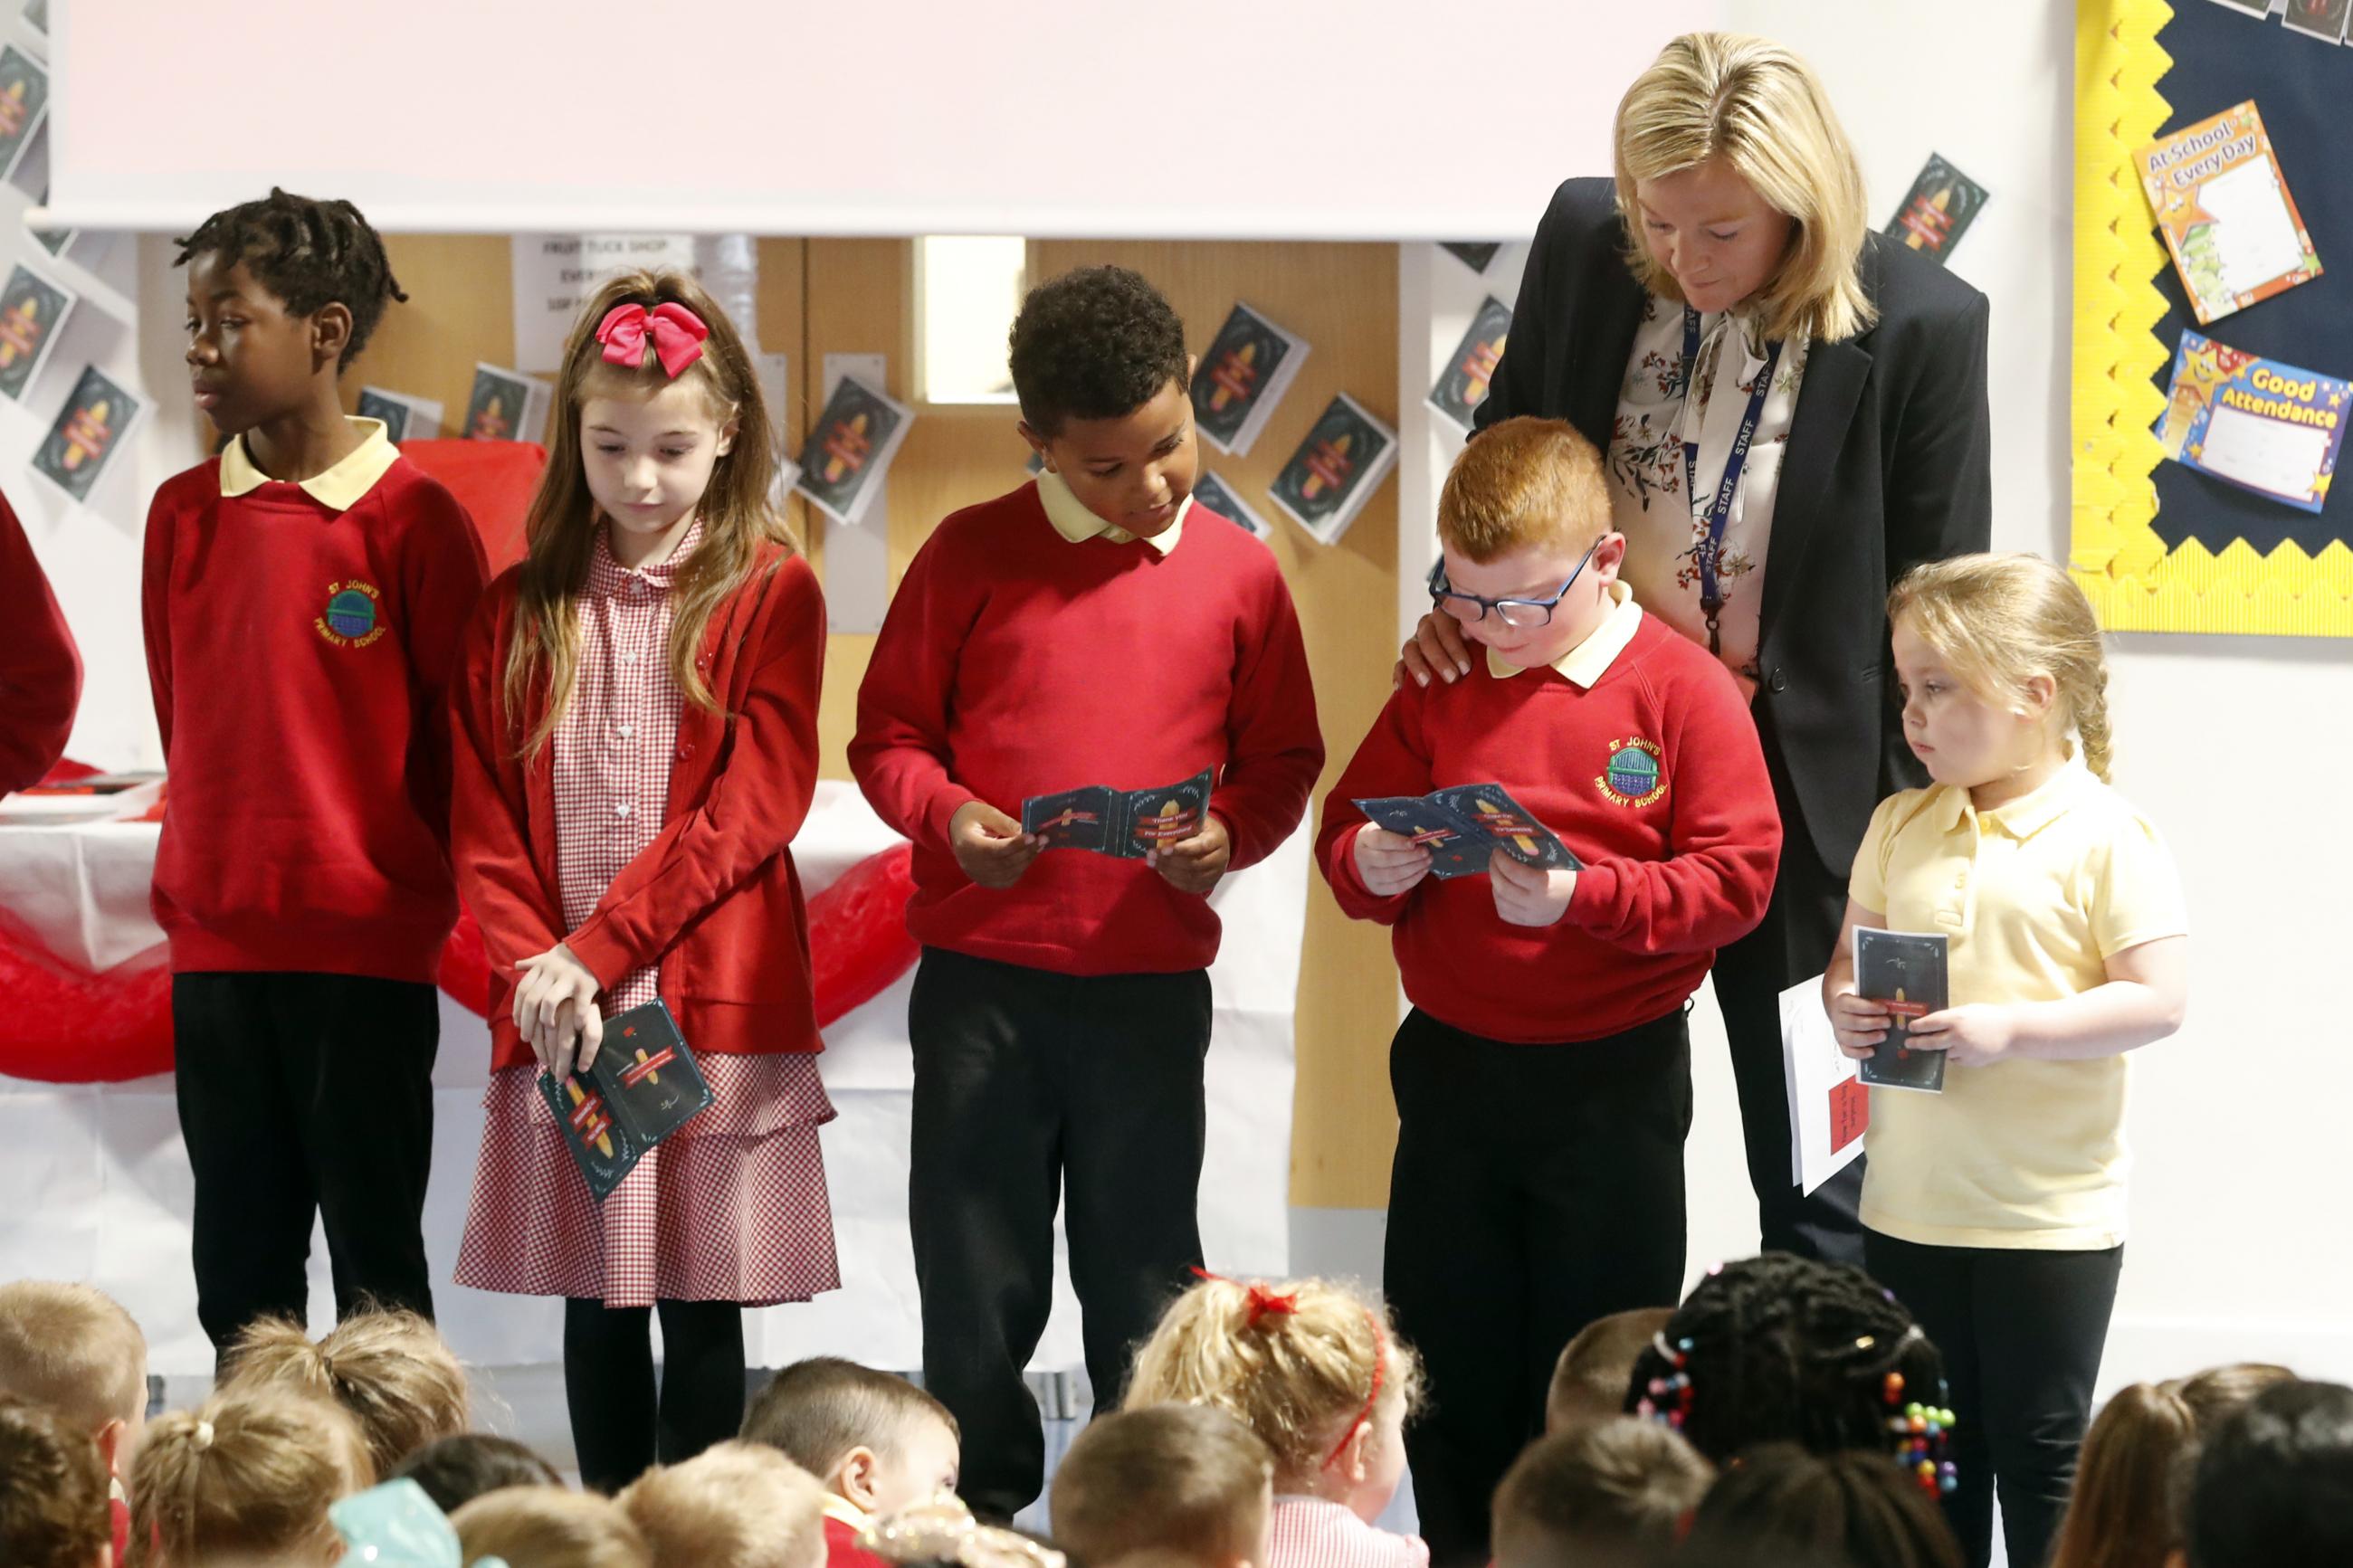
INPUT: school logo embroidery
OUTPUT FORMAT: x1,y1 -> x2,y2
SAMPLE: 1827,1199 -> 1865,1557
314,580 -> 387,648
1596,736 -> 1667,807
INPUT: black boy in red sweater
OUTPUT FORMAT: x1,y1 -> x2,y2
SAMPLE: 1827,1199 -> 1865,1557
143,190 -> 487,1357
851,266 -> 1322,1519
1316,418 -> 1779,1562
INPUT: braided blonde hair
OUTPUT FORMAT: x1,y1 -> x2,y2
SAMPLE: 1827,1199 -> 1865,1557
1124,1275 -> 1422,1484
1889,554 -> 2116,783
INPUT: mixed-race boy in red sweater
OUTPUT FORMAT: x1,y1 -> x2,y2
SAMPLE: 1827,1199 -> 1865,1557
1315,416 -> 1780,1563
850,264 -> 1323,1520
142,189 -> 487,1357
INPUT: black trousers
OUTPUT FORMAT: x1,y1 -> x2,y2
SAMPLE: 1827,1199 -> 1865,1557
1712,712 -> 1868,1266
1866,1231 -> 2124,1568
563,1297 -> 746,1495
1385,1006 -> 1693,1568
908,947 -> 1212,1522
173,971 -> 439,1360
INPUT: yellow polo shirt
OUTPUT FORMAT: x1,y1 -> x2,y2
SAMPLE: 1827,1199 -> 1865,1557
1849,763 -> 2186,1250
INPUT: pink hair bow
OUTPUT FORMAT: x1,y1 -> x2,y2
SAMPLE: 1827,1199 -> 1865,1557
595,301 -> 710,378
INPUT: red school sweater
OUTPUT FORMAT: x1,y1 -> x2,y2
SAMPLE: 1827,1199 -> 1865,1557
140,455 -> 488,981
849,481 -> 1324,975
1317,608 -> 1781,1044
0,489 -> 81,795
452,545 -> 825,1070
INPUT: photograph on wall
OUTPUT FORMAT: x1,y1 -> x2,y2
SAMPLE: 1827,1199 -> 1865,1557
33,366 -> 143,503
2281,0 -> 2351,43
1191,301 -> 1310,457
1884,153 -> 1989,265
1268,394 -> 1397,546
1439,242 -> 1500,273
794,374 -> 914,527
1427,296 -> 1512,430
0,261 -> 74,402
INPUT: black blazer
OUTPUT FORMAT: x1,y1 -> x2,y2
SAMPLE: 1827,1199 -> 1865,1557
1474,177 -> 1993,882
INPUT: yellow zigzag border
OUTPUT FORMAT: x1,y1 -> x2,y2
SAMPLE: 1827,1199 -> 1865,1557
2070,0 -> 2353,636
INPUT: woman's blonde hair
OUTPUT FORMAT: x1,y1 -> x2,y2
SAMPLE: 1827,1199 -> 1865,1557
2049,1364 -> 2296,1568
453,1486 -> 651,1568
1124,1275 -> 1424,1482
126,1385 -> 373,1568
1889,554 -> 2117,783
502,268 -> 794,757
223,1308 -> 470,1478
618,1441 -> 827,1568
1614,32 -> 1874,344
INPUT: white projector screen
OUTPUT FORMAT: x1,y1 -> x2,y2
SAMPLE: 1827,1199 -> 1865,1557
48,0 -> 1722,238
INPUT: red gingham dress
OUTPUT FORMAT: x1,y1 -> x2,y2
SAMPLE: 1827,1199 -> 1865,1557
1264,1498 -> 1428,1568
453,522 -> 842,1309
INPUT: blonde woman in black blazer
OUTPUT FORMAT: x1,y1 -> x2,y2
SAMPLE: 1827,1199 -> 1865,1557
1403,33 -> 1988,1540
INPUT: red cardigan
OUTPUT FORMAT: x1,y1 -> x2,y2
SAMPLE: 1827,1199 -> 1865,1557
452,542 -> 825,1070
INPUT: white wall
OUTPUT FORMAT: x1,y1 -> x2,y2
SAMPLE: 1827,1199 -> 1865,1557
1396,0 -> 2353,1394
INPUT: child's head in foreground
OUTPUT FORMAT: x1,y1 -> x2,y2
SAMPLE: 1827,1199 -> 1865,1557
1624,1255 -> 1949,1472
2048,1363 -> 2296,1568
454,1485 -> 651,1568
618,1440 -> 830,1568
1434,416 -> 1624,672
1679,1442 -> 1965,1568
126,1384 -> 374,1568
0,1396 -> 111,1568
1009,264 -> 1196,539
1549,1308 -> 1678,1436
0,1279 -> 148,1469
221,1308 -> 470,1478
740,1355 -> 961,1518
1125,1272 -> 1421,1524
390,1431 -> 566,1516
1049,1402 -> 1274,1568
176,187 -> 406,431
1491,1416 -> 1711,1568
2183,1379 -> 2353,1568
1887,553 -> 2116,794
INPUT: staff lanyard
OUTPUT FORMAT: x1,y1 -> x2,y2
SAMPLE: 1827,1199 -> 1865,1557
1680,305 -> 1781,656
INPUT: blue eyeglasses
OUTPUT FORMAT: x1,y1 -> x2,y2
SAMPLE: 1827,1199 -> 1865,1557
1426,538 -> 1601,629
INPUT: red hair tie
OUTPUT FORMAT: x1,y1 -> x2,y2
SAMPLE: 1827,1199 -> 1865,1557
1190,1267 -> 1299,1329
595,301 -> 710,378
1324,1309 -> 1387,1468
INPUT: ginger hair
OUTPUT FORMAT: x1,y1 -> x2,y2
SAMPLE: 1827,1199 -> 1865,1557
1439,416 -> 1612,564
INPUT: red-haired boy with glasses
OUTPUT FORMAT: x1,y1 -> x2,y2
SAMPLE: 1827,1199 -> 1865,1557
1312,415 -> 1778,1561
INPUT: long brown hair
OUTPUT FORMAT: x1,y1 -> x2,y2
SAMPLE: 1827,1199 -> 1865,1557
2049,1364 -> 2296,1568
502,269 -> 793,757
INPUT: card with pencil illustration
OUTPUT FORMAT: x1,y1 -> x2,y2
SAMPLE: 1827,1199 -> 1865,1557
1352,784 -> 1581,880
539,1001 -> 713,1200
1022,769 -> 1215,859
1854,927 -> 1948,1094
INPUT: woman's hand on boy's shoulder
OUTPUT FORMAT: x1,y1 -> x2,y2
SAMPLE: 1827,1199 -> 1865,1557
949,800 -> 1043,889
1395,609 -> 1474,690
1149,813 -> 1231,897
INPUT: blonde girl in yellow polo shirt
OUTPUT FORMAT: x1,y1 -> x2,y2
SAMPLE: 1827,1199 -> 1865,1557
1823,554 -> 2188,1568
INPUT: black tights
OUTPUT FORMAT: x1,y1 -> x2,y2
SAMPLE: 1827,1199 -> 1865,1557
563,1297 -> 746,1495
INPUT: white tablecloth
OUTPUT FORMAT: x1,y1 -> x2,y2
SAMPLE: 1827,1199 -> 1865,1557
0,781 -> 1302,1377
